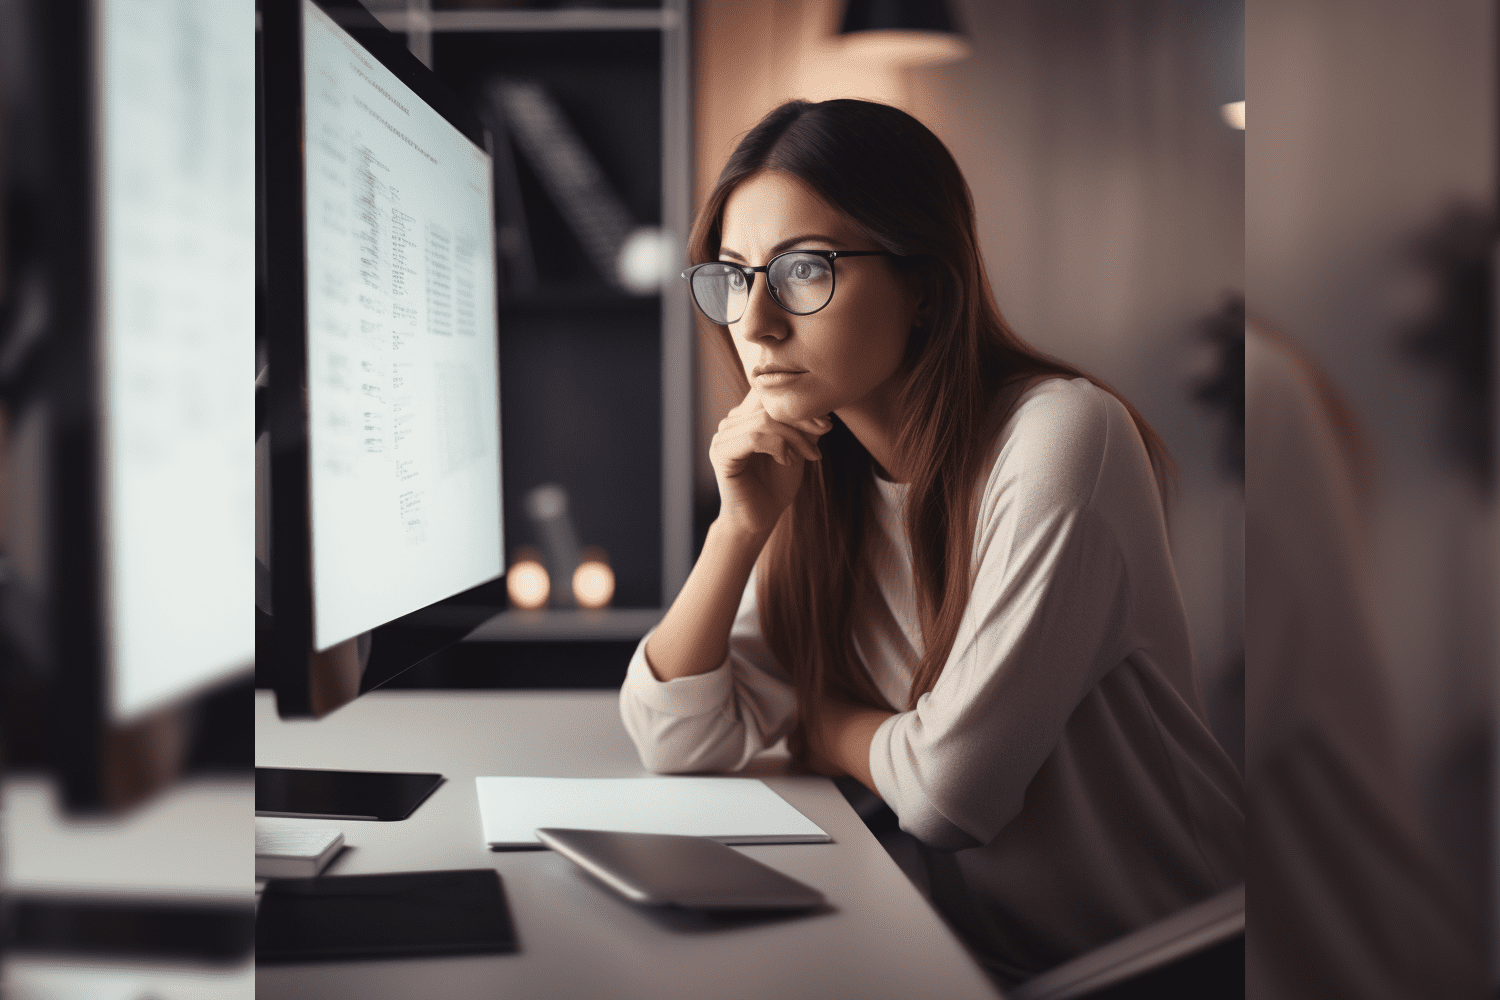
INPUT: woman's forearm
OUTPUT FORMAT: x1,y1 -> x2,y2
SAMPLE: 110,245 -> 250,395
818,699 -> 896,795
642,518 -> 770,681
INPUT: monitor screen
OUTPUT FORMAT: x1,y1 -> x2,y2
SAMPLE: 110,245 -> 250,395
299,0 -> 502,652
98,0 -> 256,721
0,0 -> 255,814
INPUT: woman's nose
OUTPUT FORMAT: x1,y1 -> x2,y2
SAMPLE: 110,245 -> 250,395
734,274 -> 788,342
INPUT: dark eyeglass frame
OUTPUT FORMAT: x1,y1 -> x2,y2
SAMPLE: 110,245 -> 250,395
680,249 -> 902,324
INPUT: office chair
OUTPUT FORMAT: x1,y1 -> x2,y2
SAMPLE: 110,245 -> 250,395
1009,883 -> 1244,1000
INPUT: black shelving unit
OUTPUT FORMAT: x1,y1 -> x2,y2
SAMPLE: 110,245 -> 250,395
367,1 -> 692,663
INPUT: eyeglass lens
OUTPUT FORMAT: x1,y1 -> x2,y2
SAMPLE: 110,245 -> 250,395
690,252 -> 835,324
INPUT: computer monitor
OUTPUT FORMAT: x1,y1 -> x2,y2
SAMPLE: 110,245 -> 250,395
0,0 -> 256,816
258,0 -> 503,720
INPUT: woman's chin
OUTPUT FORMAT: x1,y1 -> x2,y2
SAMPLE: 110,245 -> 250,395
761,395 -> 823,425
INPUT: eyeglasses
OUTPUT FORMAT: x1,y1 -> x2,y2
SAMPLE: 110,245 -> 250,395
681,250 -> 901,326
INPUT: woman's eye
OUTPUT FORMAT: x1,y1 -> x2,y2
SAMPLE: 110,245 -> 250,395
728,271 -> 746,290
787,259 -> 827,281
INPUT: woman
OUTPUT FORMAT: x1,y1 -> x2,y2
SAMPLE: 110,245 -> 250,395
619,99 -> 1243,985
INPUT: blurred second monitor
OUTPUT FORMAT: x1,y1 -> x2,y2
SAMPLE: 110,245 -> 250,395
0,0 -> 255,815
258,0 -> 503,721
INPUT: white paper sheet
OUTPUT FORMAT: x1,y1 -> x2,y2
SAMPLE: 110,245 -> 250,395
475,776 -> 830,848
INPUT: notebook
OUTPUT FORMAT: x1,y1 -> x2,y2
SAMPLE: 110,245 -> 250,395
474,776 -> 830,849
255,819 -> 344,880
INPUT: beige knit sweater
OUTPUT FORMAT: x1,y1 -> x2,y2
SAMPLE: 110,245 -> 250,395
619,377 -> 1244,982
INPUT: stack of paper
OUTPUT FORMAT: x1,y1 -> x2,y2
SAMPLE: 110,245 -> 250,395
475,776 -> 830,849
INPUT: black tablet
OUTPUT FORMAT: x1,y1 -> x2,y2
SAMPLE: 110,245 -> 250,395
254,767 -> 444,821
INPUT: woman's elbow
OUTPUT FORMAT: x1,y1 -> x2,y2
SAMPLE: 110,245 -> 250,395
626,720 -> 748,775
625,725 -> 690,774
900,807 -> 985,852
635,744 -> 696,774
641,757 -> 679,775
891,777 -> 1015,852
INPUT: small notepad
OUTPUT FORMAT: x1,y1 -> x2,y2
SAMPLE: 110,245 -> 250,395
255,819 -> 345,880
474,776 -> 830,849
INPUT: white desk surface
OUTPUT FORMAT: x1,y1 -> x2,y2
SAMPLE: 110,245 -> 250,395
254,688 -> 1002,1000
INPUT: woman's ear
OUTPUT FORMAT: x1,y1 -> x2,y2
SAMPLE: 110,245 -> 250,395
905,269 -> 933,328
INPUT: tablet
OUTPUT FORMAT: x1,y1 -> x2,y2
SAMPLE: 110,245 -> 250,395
536,828 -> 826,911
254,767 -> 444,821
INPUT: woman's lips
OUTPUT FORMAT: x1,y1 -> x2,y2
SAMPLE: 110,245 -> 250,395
754,370 -> 807,385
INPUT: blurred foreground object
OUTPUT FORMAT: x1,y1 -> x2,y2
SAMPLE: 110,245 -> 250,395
1191,295 -> 1247,773
1,773 -> 253,998
0,0 -> 255,992
1397,202 -> 1494,496
1243,320 -> 1486,998
0,0 -> 255,816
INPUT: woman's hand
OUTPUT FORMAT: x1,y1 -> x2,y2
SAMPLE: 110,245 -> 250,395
709,388 -> 832,541
640,389 -> 827,684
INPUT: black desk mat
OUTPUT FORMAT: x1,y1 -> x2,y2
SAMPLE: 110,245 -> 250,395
255,869 -> 517,964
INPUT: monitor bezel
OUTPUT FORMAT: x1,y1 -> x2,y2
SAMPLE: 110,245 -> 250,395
259,0 -> 504,719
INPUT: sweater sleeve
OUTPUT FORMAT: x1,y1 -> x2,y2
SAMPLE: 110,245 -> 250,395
618,569 -> 800,773
869,384 -> 1137,851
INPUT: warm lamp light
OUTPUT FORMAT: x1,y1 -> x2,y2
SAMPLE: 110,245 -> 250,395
838,0 -> 972,67
507,546 -> 550,610
838,30 -> 970,66
572,546 -> 615,610
1221,101 -> 1245,130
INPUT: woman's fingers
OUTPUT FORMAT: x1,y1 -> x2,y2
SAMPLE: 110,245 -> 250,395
712,421 -> 812,472
792,414 -> 835,437
718,410 -> 830,451
708,391 -> 831,535
735,419 -> 821,464
726,389 -> 832,433
714,389 -> 832,474
761,426 -> 820,464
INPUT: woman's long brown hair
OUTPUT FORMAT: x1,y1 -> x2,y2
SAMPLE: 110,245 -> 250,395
689,100 -> 1175,762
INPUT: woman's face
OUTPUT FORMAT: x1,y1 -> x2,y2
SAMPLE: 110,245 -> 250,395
717,170 -> 922,425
